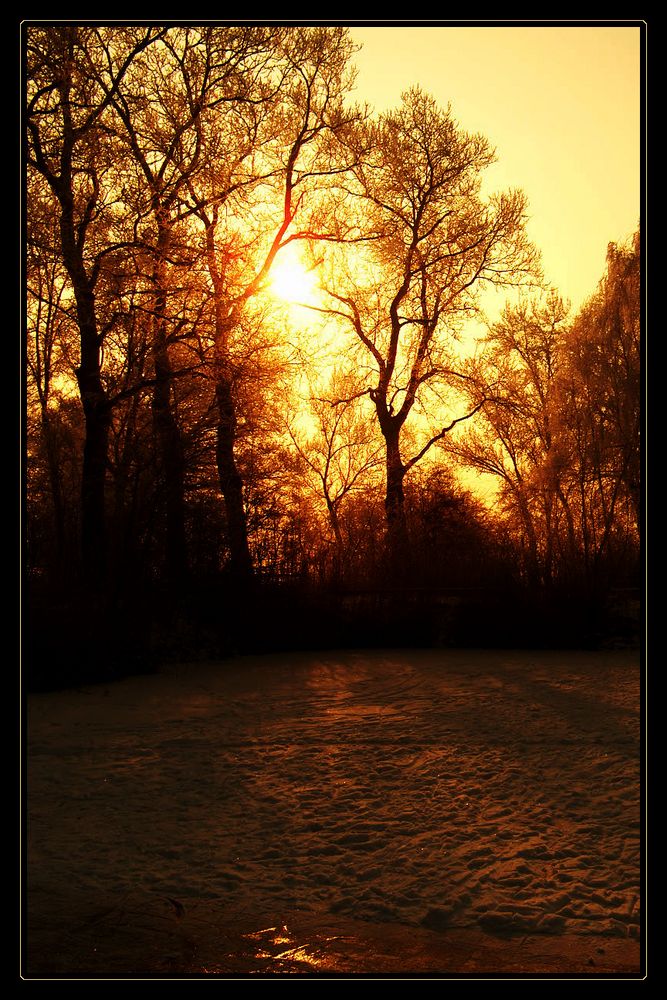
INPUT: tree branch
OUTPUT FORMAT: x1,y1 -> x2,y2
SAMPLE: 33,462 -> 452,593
404,399 -> 487,472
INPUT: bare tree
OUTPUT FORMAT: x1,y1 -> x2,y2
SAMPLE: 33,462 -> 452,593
185,27 -> 362,579
26,192 -> 79,578
92,27 -> 285,580
446,291 -> 571,586
314,88 -> 540,561
449,231 -> 640,591
286,371 -> 383,567
26,25 -> 167,585
560,231 -> 641,582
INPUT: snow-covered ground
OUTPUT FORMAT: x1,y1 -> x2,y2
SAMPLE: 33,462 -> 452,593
26,648 -> 641,976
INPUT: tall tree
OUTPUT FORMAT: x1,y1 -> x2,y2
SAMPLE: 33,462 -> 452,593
446,291 -> 571,586
26,25 -> 167,585
449,232 -> 640,589
315,88 -> 539,561
560,231 -> 641,582
96,26 -> 283,580
26,181 -> 73,577
185,26 -> 362,579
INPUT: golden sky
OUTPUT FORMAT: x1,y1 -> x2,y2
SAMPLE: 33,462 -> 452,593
349,25 -> 641,313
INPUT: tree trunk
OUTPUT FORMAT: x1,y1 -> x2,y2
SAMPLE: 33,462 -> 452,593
215,373 -> 253,580
383,426 -> 408,566
204,219 -> 253,582
151,335 -> 188,582
69,265 -> 109,589
51,174 -> 111,588
39,408 -> 68,580
325,495 -> 344,582
513,488 -> 541,587
78,397 -> 110,588
325,496 -> 343,549
150,219 -> 188,582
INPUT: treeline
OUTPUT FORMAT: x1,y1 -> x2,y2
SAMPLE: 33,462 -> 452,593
25,27 -> 640,686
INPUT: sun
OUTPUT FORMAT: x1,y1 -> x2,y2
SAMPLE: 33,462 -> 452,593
270,244 -> 319,306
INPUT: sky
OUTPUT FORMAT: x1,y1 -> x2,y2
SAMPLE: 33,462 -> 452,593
347,24 -> 642,314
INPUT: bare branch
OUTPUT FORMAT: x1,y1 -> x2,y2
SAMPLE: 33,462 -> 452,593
404,399 -> 487,472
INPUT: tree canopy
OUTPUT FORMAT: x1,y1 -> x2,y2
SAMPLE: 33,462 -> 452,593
25,26 -> 640,674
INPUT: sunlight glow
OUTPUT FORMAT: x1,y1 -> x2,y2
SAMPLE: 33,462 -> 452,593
270,244 -> 319,307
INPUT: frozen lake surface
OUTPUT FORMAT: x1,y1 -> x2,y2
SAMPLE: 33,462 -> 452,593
26,648 -> 641,977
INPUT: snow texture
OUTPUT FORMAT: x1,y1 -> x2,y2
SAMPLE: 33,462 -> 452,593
27,649 -> 641,973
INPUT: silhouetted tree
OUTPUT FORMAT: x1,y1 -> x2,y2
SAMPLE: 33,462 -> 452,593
26,25 -> 168,586
184,26 -> 362,579
446,291 -> 570,586
286,371 -> 383,565
448,232 -> 640,590
26,196 -> 78,579
315,88 -> 540,564
96,27 -> 285,580
560,231 -> 640,583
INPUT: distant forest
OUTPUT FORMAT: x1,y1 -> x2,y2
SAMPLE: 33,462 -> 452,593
25,27 -> 641,687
